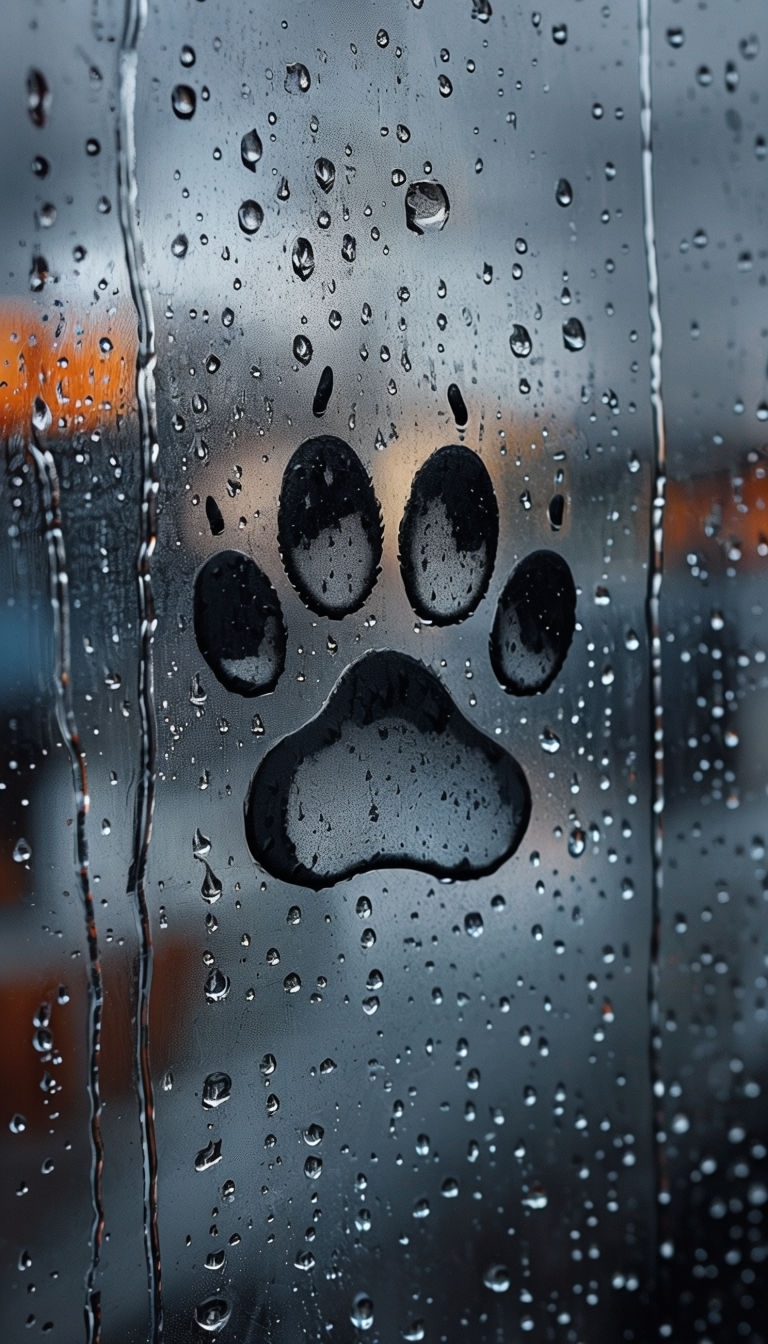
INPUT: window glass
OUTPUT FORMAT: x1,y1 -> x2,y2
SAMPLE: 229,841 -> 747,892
1,2 -> 764,1342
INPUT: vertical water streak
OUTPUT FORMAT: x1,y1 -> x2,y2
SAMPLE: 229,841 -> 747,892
116,0 -> 163,1337
28,432 -> 105,1344
638,0 -> 670,1312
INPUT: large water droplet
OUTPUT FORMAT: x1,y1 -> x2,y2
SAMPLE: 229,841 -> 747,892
555,177 -> 573,206
277,436 -> 382,617
314,157 -> 336,192
238,199 -> 263,234
204,969 -> 230,1003
171,84 -> 196,119
27,70 -> 50,128
194,1298 -> 232,1334
195,1138 -> 223,1171
13,838 -> 32,863
293,334 -> 313,365
483,1264 -> 511,1293
509,324 -> 532,357
562,317 -> 586,351
202,1072 -> 232,1109
245,650 -> 530,888
194,550 -> 286,696
240,128 -> 263,169
490,550 -> 576,695
284,62 -> 311,93
399,444 -> 498,625
405,180 -> 450,234
291,236 -> 315,280
350,1295 -> 375,1331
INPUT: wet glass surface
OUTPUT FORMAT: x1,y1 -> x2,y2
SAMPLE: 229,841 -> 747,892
0,2 -> 765,1342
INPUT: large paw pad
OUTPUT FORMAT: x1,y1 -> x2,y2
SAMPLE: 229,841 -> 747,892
193,434 -> 576,888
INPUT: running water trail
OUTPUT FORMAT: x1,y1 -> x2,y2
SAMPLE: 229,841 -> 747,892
638,0 -> 671,1313
116,0 -> 163,1336
28,427 -> 105,1344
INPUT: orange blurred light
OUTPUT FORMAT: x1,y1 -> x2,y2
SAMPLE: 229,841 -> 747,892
0,300 -> 136,438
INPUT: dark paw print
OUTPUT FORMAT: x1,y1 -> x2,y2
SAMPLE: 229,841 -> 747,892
193,433 -> 576,890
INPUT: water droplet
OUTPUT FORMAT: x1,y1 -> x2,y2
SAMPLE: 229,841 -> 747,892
522,1183 -> 548,1210
555,177 -> 573,207
312,365 -> 334,417
562,317 -> 586,351
552,22 -> 568,43
376,28 -> 389,47
194,550 -> 286,696
293,334 -> 313,365
490,551 -> 577,695
399,444 -> 498,625
283,971 -> 301,993
405,180 -> 450,234
200,865 -> 222,904
13,838 -> 31,863
509,324 -> 532,357
9,1114 -> 27,1134
539,727 -> 561,753
202,1072 -> 232,1109
204,969 -> 230,1003
304,1154 -> 323,1179
193,1298 -> 232,1334
291,236 -> 315,280
171,233 -> 188,258
471,0 -> 493,20
195,1138 -> 223,1171
284,62 -> 311,93
483,1264 -> 511,1293
241,128 -> 263,170
342,233 -> 357,263
438,74 -> 453,97
246,650 -> 530,888
27,70 -> 51,127
193,829 -> 211,859
568,827 -> 586,858
314,157 -> 336,193
303,1122 -> 324,1145
238,199 -> 263,234
171,84 -> 196,119
278,435 -> 382,617
464,911 -> 484,937
350,1295 -> 375,1330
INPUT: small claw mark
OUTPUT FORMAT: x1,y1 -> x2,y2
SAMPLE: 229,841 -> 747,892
447,382 -> 468,427
205,495 -> 225,537
312,365 -> 334,418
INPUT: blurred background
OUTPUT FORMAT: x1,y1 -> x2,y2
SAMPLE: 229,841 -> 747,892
0,1 -> 766,1341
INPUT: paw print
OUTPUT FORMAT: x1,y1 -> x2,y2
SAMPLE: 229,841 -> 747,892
193,432 -> 576,890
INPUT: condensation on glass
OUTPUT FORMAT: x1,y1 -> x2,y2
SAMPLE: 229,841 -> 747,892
0,1 -> 765,1342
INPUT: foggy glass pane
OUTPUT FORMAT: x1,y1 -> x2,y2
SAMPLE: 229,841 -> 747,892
0,2 -> 764,1342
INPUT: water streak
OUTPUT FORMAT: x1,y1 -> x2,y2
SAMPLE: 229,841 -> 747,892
117,0 -> 163,1336
29,434 -> 105,1344
638,0 -> 671,1309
